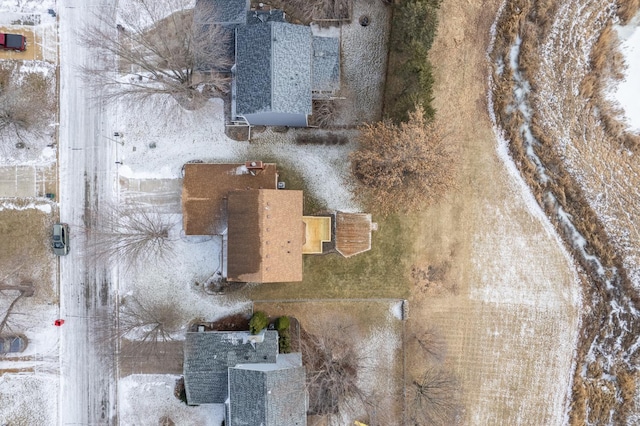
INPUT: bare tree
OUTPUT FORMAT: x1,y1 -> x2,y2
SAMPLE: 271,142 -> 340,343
95,295 -> 184,362
411,326 -> 447,363
0,62 -> 55,144
409,367 -> 462,426
300,327 -> 369,418
0,283 -> 34,335
81,0 -> 232,108
119,296 -> 182,344
87,202 -> 177,270
350,105 -> 457,215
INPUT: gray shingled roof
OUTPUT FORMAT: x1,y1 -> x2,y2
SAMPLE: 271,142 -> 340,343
227,354 -> 306,426
312,36 -> 340,92
194,0 -> 248,25
235,22 -> 312,117
183,331 -> 278,405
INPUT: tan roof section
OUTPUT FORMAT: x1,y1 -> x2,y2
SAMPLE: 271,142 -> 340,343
335,212 -> 377,258
181,163 -> 278,235
227,189 -> 304,283
302,216 -> 332,254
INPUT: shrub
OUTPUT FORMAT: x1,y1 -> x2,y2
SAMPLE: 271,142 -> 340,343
384,0 -> 442,123
275,316 -> 290,332
174,377 -> 188,404
279,328 -> 292,353
391,0 -> 442,54
350,106 -> 456,215
249,311 -> 268,334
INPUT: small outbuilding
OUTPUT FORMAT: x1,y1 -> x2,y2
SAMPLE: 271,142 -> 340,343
335,212 -> 378,258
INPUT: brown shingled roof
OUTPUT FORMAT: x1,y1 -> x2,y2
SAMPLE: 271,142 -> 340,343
181,163 -> 278,235
227,189 -> 304,283
335,212 -> 376,258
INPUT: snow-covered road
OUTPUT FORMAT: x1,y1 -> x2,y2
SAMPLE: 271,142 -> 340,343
58,0 -> 119,424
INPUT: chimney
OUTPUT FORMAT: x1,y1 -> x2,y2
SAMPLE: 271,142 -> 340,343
246,161 -> 264,171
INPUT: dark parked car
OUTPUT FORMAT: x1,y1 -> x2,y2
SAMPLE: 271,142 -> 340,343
0,33 -> 27,51
0,335 -> 27,353
52,223 -> 70,256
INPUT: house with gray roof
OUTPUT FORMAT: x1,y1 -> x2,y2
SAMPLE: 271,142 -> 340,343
183,330 -> 278,404
183,330 -> 307,426
196,0 -> 340,127
233,21 -> 313,127
226,353 -> 307,426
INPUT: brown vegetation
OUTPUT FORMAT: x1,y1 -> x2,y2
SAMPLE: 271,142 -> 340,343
580,23 -> 640,152
309,100 -> 338,128
617,0 -> 640,24
489,0 -> 640,423
350,106 -> 457,215
300,326 -> 367,416
253,0 -> 352,25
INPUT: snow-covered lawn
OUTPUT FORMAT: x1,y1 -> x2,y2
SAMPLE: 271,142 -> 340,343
116,97 -> 359,212
0,374 -> 58,425
119,375 -> 223,425
0,61 -> 57,165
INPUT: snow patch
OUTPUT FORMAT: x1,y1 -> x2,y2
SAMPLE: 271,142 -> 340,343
0,200 -> 52,213
311,23 -> 341,38
41,146 -> 55,159
390,301 -> 403,320
119,375 -> 222,426
612,14 -> 640,132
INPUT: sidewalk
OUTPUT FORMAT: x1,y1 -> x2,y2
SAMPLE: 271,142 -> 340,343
0,164 -> 56,197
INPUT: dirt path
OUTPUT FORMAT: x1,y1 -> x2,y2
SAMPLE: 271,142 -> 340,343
404,0 -> 583,423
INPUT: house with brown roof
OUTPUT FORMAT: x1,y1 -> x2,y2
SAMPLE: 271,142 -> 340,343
182,162 -> 376,283
182,162 -> 305,283
182,162 -> 278,235
227,189 -> 304,283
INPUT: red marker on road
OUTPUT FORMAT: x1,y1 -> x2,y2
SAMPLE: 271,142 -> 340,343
54,319 -> 65,326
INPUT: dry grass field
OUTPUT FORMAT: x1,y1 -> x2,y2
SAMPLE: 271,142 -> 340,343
401,0 -> 584,423
0,201 -> 57,303
488,0 -> 640,422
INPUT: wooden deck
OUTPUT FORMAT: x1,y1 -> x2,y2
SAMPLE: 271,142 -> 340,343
302,216 -> 332,254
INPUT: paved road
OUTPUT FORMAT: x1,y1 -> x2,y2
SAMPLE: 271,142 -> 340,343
58,1 -> 120,424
